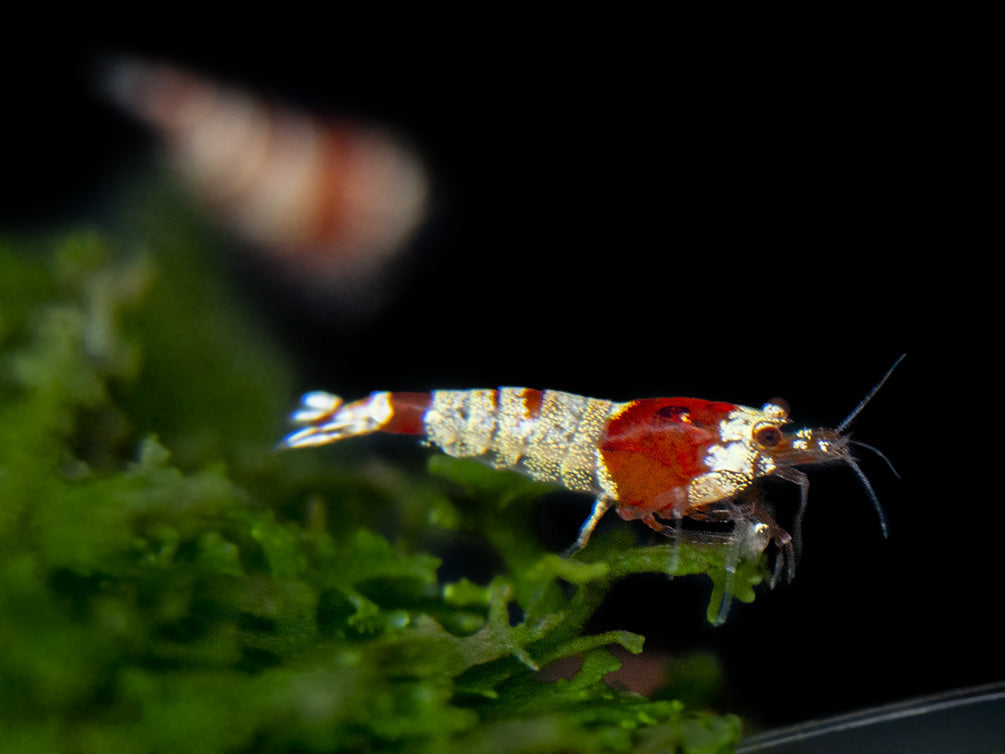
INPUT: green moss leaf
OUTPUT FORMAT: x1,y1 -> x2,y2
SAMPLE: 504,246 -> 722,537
0,221 -> 749,752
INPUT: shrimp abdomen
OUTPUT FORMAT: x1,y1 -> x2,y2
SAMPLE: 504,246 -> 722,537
425,388 -> 619,496
284,387 -> 621,497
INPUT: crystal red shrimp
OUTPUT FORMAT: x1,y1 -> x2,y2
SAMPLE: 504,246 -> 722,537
101,58 -> 428,289
282,359 -> 902,588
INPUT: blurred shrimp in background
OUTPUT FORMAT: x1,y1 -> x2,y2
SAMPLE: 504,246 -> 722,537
100,57 -> 430,316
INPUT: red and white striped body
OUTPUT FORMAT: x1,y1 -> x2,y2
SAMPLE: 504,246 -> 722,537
282,386 -> 851,567
102,58 -> 428,287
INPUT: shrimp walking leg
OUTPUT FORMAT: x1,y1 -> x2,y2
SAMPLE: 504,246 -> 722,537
562,497 -> 615,557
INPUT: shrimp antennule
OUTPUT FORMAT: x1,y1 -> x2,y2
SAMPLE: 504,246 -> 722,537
838,355 -> 904,538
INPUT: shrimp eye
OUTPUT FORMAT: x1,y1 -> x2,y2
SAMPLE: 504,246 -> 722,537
756,426 -> 783,447
657,405 -> 690,422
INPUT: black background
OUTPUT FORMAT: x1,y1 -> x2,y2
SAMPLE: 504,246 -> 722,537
1,26 -> 994,732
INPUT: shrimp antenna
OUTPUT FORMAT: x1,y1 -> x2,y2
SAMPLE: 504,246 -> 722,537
836,354 -> 906,433
851,440 -> 901,479
846,455 -> 889,538
836,354 -> 905,539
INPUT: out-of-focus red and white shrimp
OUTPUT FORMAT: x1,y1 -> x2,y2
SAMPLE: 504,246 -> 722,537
283,359 -> 902,618
101,58 -> 428,294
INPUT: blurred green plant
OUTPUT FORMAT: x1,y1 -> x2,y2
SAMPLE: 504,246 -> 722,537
0,212 -> 762,751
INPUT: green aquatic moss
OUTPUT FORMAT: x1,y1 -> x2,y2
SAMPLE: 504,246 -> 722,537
0,221 -> 755,752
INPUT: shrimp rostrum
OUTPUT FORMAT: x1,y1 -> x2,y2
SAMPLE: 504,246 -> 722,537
282,360 -> 901,590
